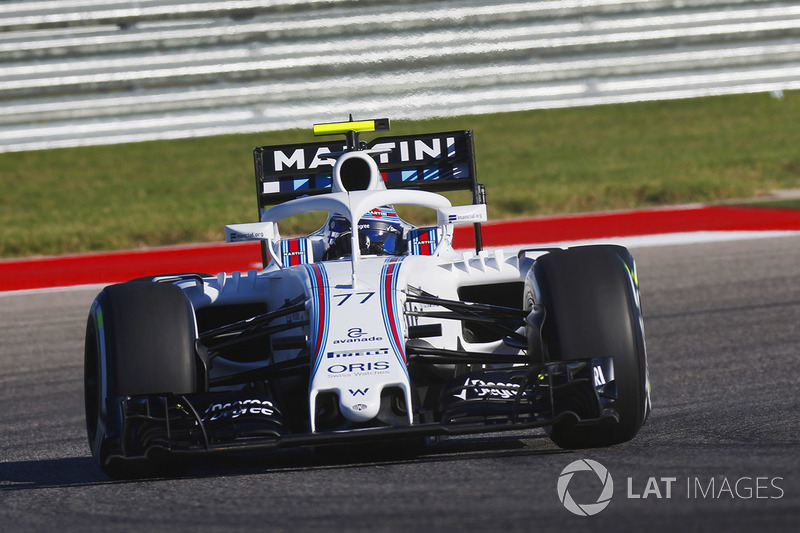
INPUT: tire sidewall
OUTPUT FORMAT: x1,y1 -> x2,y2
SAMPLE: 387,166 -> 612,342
84,281 -> 198,470
530,245 -> 649,447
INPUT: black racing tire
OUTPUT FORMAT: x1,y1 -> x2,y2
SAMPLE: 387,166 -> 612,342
531,245 -> 649,448
84,281 -> 197,478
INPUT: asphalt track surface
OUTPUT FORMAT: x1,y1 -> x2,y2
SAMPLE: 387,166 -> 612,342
1,235 -> 799,532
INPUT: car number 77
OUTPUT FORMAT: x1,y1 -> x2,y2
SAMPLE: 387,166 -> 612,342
333,292 -> 376,306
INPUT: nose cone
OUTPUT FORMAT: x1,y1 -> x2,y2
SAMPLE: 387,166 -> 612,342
339,387 -> 381,423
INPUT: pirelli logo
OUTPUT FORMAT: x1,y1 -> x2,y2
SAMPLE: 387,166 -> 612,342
326,348 -> 390,359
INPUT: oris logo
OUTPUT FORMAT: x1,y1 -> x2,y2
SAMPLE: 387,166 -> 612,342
557,459 -> 614,516
327,361 -> 390,374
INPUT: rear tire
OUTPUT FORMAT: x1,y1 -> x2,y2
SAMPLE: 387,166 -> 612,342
84,281 -> 198,478
531,245 -> 649,448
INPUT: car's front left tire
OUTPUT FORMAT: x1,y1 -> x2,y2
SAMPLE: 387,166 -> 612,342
529,245 -> 650,449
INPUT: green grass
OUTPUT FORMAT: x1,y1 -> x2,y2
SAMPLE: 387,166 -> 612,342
2,91 -> 800,258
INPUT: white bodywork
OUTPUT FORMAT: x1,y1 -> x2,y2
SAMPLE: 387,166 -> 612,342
180,151 -> 536,431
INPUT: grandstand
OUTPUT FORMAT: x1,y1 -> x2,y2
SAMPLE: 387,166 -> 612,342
1,0 -> 798,152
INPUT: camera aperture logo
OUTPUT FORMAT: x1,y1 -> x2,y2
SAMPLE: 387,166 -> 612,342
557,459 -> 614,516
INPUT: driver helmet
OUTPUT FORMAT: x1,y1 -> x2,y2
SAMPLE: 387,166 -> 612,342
324,207 -> 408,259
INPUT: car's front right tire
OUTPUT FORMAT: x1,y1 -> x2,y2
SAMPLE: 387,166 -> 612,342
84,281 -> 198,478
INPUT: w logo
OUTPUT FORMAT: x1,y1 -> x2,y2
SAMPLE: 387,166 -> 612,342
349,388 -> 369,396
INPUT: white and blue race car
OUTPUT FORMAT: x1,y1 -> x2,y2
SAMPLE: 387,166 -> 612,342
84,118 -> 651,477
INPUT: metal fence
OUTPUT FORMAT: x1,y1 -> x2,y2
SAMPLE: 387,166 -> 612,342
1,0 -> 799,152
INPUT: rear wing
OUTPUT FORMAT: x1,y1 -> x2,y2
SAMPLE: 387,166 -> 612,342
254,129 -> 483,211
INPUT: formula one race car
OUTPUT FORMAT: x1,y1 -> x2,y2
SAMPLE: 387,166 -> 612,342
84,118 -> 651,477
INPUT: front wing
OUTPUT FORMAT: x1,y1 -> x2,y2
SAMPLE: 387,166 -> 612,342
101,357 -> 617,464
